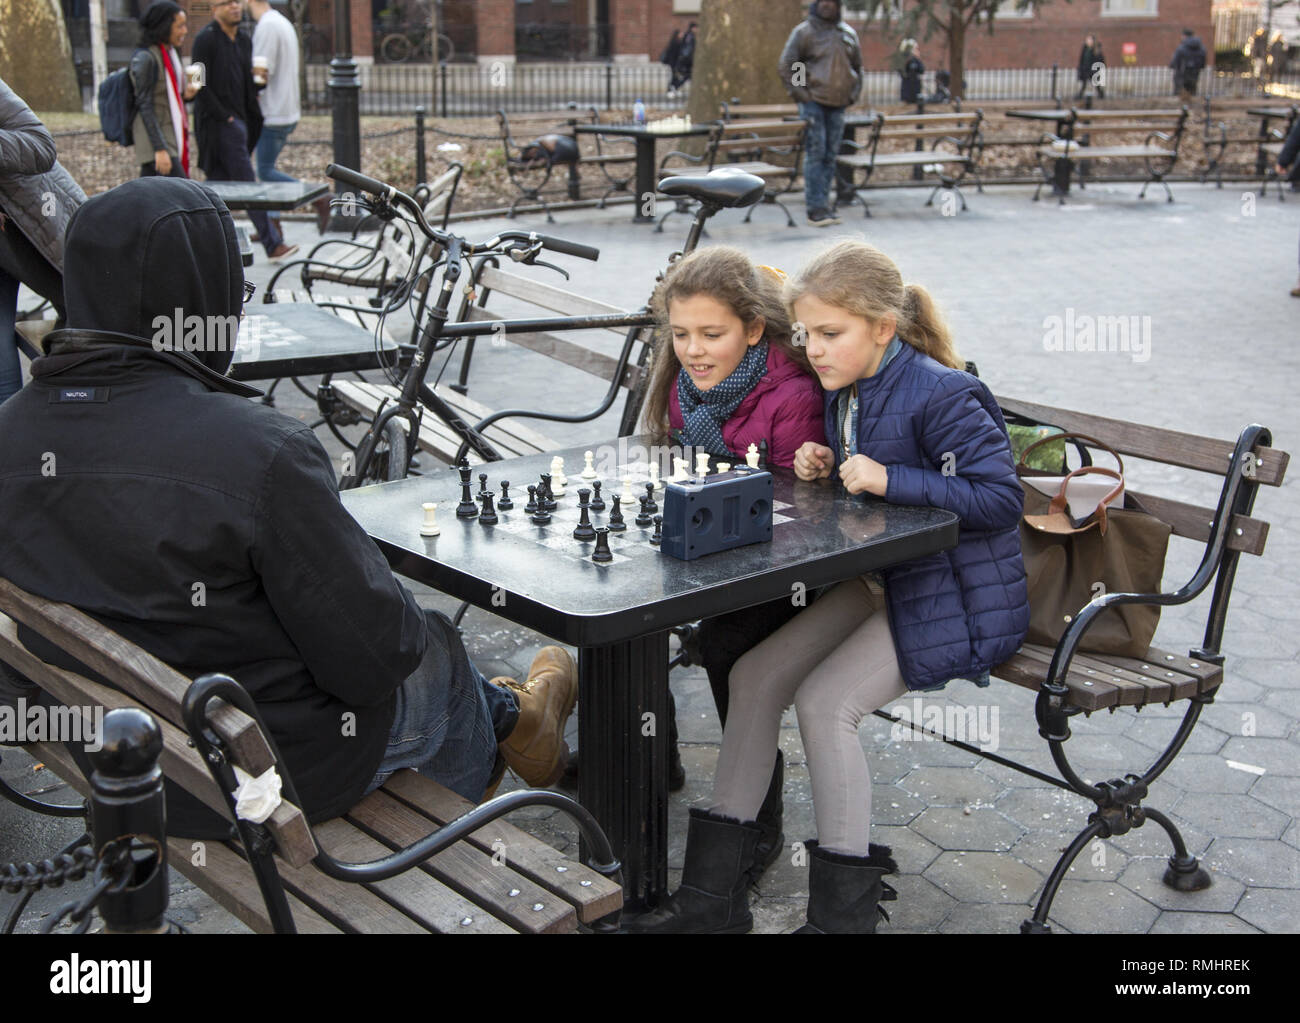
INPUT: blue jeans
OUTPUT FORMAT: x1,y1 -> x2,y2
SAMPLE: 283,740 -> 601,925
255,122 -> 298,232
365,610 -> 519,803
0,268 -> 19,405
799,101 -> 846,213
208,117 -> 283,255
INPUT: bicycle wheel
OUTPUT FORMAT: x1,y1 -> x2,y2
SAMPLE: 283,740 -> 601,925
360,417 -> 410,484
381,33 -> 413,64
436,33 -> 454,63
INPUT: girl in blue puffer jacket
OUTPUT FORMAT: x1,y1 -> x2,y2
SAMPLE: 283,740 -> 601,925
630,240 -> 1028,935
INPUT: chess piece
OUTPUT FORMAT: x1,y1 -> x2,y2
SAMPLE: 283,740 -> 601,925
572,488 -> 597,542
581,450 -> 598,479
457,456 -> 472,483
695,452 -> 711,478
479,491 -> 498,525
525,485 -> 538,515
746,443 -> 760,469
592,526 -> 613,563
539,473 -> 558,511
608,495 -> 627,531
717,463 -> 731,474
648,460 -> 661,493
457,472 -> 479,519
499,480 -> 514,510
590,480 -> 606,511
551,455 -> 568,490
643,482 -> 658,516
672,456 -> 690,482
651,515 -> 662,545
620,476 -> 635,507
635,494 -> 653,528
478,472 -> 489,500
531,492 -> 552,526
420,502 -> 440,537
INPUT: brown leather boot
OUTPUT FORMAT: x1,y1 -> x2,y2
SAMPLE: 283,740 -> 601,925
489,646 -> 577,787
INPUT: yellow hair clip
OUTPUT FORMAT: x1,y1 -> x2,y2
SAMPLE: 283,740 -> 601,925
756,264 -> 787,281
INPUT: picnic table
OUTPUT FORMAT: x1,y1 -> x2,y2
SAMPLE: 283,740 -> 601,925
340,440 -> 959,910
228,301 -> 399,381
574,122 -> 715,223
204,180 -> 330,211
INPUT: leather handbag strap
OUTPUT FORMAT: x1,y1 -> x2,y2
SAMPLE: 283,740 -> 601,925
1046,465 -> 1125,535
1017,431 -> 1124,477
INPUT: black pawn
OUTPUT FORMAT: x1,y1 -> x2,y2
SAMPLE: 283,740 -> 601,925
644,482 -> 658,515
498,480 -> 514,510
592,526 -> 613,563
478,472 -> 490,500
590,480 -> 605,511
608,495 -> 627,531
635,494 -> 653,528
651,515 -> 662,545
457,477 -> 479,519
539,473 -> 558,511
573,488 -> 597,542
531,488 -> 552,525
525,484 -> 538,515
479,491 -> 498,525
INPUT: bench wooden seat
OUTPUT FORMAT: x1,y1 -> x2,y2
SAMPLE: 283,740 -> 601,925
837,110 -> 982,216
0,577 -> 623,933
14,318 -> 56,360
1032,107 -> 1188,203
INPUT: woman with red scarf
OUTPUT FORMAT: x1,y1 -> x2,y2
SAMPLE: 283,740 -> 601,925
130,1 -> 198,177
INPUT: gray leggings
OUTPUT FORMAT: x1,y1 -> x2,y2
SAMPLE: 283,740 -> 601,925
709,576 -> 907,856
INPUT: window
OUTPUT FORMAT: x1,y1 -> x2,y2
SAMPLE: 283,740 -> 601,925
994,0 -> 1035,19
1101,0 -> 1159,16
673,0 -> 702,13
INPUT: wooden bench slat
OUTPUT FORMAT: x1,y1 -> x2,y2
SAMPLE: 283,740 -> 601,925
996,395 -> 1288,484
860,152 -> 970,168
476,265 -> 629,323
463,304 -> 642,389
383,769 -> 623,923
1126,490 -> 1269,555
346,788 -> 577,933
1012,643 -> 1152,708
312,817 -> 516,933
441,389 -> 568,455
993,646 -> 1120,712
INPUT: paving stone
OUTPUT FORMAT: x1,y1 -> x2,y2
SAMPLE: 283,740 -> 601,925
1204,838 -> 1300,889
1148,911 -> 1261,934
1218,736 -> 1300,776
1044,879 -> 1161,934
749,896 -> 807,934
1117,857 -> 1247,912
911,805 -> 1024,851
1284,819 -> 1299,852
1159,752 -> 1264,794
1249,773 -> 1300,818
898,766 -> 1000,806
995,785 -> 1094,831
1202,701 -> 1297,739
1109,812 -> 1212,859
923,851 -> 1045,905
872,823 -> 943,873
940,902 -> 1051,934
1171,791 -> 1290,840
1235,887 -> 1300,933
1229,658 -> 1300,691
868,784 -> 926,826
885,873 -> 959,933
1011,830 -> 1129,881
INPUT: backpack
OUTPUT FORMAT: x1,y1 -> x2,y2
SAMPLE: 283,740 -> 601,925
98,67 -> 135,147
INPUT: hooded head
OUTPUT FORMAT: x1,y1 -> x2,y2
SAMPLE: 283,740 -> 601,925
810,0 -> 841,24
62,177 -> 245,378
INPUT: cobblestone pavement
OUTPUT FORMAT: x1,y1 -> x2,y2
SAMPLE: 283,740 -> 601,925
3,179 -> 1297,933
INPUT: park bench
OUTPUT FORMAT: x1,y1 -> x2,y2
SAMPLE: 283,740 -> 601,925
496,109 -> 636,222
837,110 -> 983,216
1033,107 -> 1188,203
327,253 -> 655,467
929,397 -> 1287,932
0,577 -> 623,933
655,118 -> 806,229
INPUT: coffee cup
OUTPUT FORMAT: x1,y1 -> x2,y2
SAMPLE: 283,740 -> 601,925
185,63 -> 204,90
252,56 -> 269,85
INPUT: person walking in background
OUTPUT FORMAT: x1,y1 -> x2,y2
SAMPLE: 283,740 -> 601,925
661,22 -> 697,98
898,38 -> 923,105
0,78 -> 86,404
778,0 -> 863,228
1170,28 -> 1207,101
192,0 -> 297,262
130,1 -> 197,178
1077,34 -> 1106,100
248,0 -> 329,234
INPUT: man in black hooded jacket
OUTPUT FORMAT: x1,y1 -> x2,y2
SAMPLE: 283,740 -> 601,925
0,177 -> 577,836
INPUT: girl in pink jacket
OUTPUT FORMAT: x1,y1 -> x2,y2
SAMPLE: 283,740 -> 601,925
640,245 -> 825,880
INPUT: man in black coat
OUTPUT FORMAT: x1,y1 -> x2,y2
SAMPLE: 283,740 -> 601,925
0,177 -> 577,836
1169,28 -> 1207,100
191,0 -> 296,261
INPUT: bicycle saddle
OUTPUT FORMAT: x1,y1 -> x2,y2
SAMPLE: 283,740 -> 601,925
658,171 -> 765,208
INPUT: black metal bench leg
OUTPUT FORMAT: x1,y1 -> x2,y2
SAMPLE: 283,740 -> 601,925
1144,807 -> 1212,892
1021,817 -> 1108,934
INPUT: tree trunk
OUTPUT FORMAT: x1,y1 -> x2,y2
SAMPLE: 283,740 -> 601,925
0,0 -> 82,112
948,12 -> 966,101
686,0 -> 808,125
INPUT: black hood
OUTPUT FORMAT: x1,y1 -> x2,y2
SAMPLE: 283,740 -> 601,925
809,0 -> 841,23
51,176 -> 259,396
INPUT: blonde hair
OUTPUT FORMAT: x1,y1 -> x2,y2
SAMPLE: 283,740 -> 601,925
641,246 -> 812,442
784,240 -> 962,370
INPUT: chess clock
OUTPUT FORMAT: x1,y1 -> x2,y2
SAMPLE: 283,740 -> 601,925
659,467 -> 774,561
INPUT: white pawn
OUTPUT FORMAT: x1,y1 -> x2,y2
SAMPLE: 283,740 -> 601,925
672,456 -> 690,482
551,455 -> 568,489
581,450 -> 598,479
746,443 -> 760,469
420,502 -> 440,537
621,475 -> 636,506
717,463 -> 731,474
695,452 -> 711,478
647,460 -> 660,493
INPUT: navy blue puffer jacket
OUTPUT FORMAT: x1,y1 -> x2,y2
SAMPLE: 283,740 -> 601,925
824,342 -> 1029,690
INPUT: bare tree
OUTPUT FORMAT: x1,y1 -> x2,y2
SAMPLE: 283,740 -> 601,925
686,0 -> 809,124
0,0 -> 82,111
848,0 -> 1043,101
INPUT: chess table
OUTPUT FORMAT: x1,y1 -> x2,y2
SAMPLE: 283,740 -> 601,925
340,439 -> 959,911
203,179 -> 331,211
228,302 -> 400,381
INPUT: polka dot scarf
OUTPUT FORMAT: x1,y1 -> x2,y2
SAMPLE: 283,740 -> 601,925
676,340 -> 769,458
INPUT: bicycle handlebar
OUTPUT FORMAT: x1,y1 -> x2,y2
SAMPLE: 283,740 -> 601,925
325,164 -> 600,262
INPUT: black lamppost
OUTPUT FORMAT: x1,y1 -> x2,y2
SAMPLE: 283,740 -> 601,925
329,0 -> 364,230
